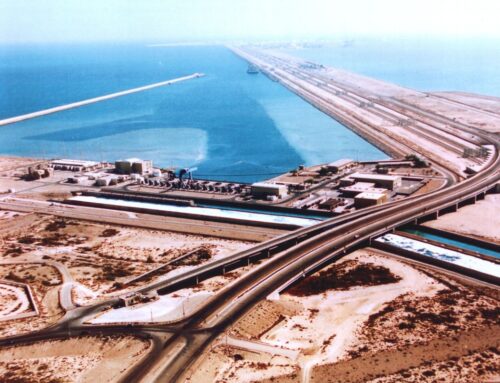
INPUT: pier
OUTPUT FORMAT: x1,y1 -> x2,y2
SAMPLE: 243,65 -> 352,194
0,73 -> 204,126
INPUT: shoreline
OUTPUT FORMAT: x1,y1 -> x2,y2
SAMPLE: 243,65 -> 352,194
229,45 -> 499,180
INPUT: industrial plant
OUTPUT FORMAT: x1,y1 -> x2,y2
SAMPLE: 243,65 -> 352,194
0,2 -> 499,381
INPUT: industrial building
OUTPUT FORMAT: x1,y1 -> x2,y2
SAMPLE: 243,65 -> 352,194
25,166 -> 53,181
325,159 -> 357,174
251,182 -> 287,199
339,177 -> 356,187
374,160 -> 414,168
340,182 -> 389,197
118,291 -> 158,307
349,173 -> 402,190
354,191 -> 388,208
115,158 -> 153,175
317,198 -> 344,210
95,177 -> 118,187
51,159 -> 100,172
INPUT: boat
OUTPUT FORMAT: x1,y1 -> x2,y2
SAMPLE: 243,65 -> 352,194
247,64 -> 259,74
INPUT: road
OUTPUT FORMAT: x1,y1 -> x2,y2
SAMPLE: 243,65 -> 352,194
126,50 -> 499,381
145,143 -> 498,382
0,51 -> 498,383
230,46 -> 498,178
225,335 -> 300,360
0,196 -> 284,242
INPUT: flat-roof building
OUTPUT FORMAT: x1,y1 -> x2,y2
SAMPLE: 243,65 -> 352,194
132,160 -> 152,175
354,191 -> 388,208
325,159 -> 356,174
350,173 -> 402,190
318,198 -> 343,210
340,182 -> 388,197
115,158 -> 153,175
115,160 -> 132,174
251,182 -> 287,199
339,177 -> 355,187
51,159 -> 100,172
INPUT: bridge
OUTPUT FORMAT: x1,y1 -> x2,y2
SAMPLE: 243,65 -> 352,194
0,50 -> 498,382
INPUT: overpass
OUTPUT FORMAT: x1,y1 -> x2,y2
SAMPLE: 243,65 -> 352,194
133,135 -> 498,382
0,53 -> 499,383
1,126 -> 495,382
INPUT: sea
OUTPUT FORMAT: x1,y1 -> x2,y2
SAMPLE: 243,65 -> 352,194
0,38 -> 499,182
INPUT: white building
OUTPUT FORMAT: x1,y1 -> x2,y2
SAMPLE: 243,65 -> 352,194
349,173 -> 402,190
326,159 -> 356,173
115,158 -> 153,175
354,191 -> 388,208
51,159 -> 100,172
251,182 -> 287,198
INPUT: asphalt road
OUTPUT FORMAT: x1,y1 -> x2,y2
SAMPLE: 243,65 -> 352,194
0,196 -> 284,242
1,51 -> 498,383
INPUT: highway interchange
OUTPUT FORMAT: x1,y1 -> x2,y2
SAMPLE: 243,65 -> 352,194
0,49 -> 499,382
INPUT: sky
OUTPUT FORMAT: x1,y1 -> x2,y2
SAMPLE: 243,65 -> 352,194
1,0 -> 500,44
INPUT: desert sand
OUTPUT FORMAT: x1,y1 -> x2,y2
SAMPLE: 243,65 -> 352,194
0,335 -> 151,383
424,194 -> 500,243
184,247 -> 499,382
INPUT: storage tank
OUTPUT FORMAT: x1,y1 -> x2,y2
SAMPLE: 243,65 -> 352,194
95,178 -> 109,186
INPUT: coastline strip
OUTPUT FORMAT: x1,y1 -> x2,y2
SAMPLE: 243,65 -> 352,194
0,73 -> 204,126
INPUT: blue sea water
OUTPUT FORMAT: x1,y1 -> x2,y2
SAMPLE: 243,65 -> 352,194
0,44 -> 385,182
280,38 -> 500,96
1,39 -> 498,183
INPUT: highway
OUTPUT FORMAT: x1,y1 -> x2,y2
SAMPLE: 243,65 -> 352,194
127,51 -> 499,381
0,196 -> 284,241
138,138 -> 498,382
1,127 -> 493,382
0,50 -> 498,382
231,46 -> 497,178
